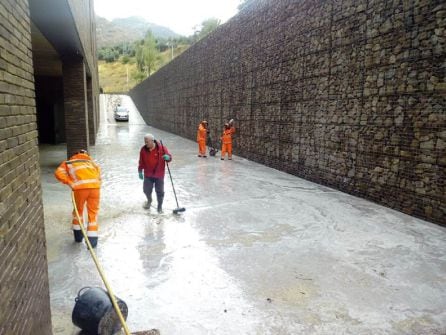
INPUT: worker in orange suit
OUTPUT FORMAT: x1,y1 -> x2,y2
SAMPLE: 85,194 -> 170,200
54,149 -> 101,248
220,120 -> 235,160
197,120 -> 209,157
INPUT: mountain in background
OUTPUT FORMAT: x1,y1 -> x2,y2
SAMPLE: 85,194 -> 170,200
96,16 -> 181,48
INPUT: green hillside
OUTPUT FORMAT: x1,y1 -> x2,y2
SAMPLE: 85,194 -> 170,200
98,44 -> 189,93
97,17 -> 222,93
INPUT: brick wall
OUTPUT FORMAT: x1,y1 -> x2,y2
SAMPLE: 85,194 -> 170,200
68,0 -> 100,147
0,0 -> 52,333
68,0 -> 96,81
130,0 -> 445,226
63,59 -> 90,157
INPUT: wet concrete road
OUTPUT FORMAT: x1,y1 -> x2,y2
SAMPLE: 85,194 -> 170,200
39,95 -> 446,334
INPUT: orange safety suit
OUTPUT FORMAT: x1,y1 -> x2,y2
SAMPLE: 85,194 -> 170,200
221,126 -> 235,160
54,152 -> 101,239
197,122 -> 208,157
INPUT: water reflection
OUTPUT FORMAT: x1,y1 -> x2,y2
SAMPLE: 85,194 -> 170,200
128,213 -> 259,334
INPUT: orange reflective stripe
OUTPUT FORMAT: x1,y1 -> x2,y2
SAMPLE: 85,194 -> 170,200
87,222 -> 98,232
70,164 -> 94,172
66,158 -> 97,166
56,167 -> 68,174
67,166 -> 78,182
72,179 -> 100,186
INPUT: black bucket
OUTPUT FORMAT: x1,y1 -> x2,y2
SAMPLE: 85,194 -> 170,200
72,287 -> 128,335
209,147 -> 218,156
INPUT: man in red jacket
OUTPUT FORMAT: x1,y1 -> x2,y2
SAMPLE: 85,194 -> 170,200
138,133 -> 172,212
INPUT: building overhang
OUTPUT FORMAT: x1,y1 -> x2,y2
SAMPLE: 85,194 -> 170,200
29,0 -> 89,73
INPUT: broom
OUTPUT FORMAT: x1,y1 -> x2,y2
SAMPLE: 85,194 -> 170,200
160,140 -> 186,214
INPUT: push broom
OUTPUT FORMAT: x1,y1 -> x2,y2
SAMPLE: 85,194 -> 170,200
160,140 -> 186,214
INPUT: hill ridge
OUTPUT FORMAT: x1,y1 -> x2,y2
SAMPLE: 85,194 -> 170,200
96,15 -> 180,48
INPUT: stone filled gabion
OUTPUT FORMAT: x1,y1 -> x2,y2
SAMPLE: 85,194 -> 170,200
130,0 -> 446,225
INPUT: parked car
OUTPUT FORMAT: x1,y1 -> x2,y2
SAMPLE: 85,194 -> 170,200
114,106 -> 129,121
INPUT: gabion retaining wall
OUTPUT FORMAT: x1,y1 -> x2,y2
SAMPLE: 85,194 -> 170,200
130,0 -> 446,225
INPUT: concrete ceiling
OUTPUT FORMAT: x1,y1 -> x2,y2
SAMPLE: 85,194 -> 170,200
29,0 -> 88,75
31,21 -> 62,76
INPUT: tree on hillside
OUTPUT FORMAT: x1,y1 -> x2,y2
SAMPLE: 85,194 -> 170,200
135,30 -> 159,76
173,35 -> 193,45
98,48 -> 119,63
193,18 -> 221,42
98,42 -> 135,62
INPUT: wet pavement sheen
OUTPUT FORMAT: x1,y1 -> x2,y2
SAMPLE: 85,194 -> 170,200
40,95 -> 446,334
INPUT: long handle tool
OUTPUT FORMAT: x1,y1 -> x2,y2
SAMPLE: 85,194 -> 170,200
160,140 -> 186,214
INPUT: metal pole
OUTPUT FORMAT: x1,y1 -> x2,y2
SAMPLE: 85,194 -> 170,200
126,65 -> 129,91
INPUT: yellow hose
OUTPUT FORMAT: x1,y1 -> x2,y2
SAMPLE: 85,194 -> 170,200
71,192 -> 131,335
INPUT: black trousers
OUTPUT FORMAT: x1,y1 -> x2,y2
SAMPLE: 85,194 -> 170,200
143,177 -> 164,208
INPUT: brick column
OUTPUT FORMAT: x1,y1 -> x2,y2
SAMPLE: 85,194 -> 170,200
87,77 -> 96,145
62,58 -> 89,158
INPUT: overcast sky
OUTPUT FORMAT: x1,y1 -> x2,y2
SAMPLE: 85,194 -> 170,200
94,0 -> 241,36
